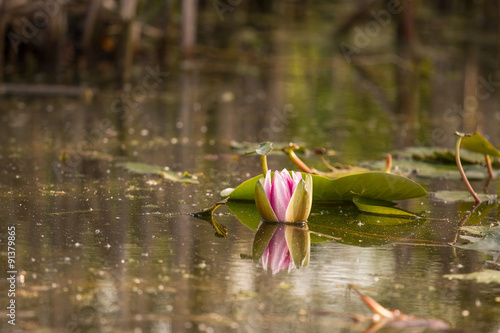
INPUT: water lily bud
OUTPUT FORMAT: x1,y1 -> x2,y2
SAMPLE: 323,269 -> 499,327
255,169 -> 313,223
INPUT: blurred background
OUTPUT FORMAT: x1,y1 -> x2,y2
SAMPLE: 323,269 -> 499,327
1,0 -> 499,154
2,1 -> 500,333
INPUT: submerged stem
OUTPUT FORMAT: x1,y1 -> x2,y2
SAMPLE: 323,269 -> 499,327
455,135 -> 481,203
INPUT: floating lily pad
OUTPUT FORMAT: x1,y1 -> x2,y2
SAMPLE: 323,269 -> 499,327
117,162 -> 199,184
431,191 -> 497,203
457,203 -> 497,226
367,159 -> 498,179
224,172 -> 427,202
353,196 -> 417,218
393,146 -> 495,165
456,226 -> 500,261
444,270 -> 500,284
459,225 -> 500,236
461,132 -> 500,158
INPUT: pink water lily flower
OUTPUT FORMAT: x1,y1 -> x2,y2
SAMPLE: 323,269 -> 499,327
255,169 -> 313,223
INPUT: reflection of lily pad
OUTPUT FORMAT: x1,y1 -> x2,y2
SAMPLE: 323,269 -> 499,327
225,172 -> 426,202
227,202 -> 425,246
353,196 -> 417,218
431,191 -> 497,203
117,162 -> 199,184
444,270 -> 500,284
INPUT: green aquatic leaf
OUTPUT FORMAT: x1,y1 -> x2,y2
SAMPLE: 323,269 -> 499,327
353,196 -> 417,218
189,198 -> 228,219
461,132 -> 500,158
459,225 -> 499,236
393,146 -> 495,165
456,227 -> 500,260
224,172 -> 427,202
189,199 -> 229,238
244,141 -> 274,156
457,203 -> 497,225
255,142 -> 273,156
431,190 -> 497,203
117,162 -> 199,184
444,270 -> 500,284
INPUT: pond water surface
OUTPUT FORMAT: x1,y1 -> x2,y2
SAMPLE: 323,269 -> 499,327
2,2 -> 500,332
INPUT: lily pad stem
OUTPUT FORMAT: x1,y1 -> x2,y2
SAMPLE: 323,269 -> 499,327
260,155 -> 268,175
385,153 -> 392,173
455,135 -> 481,203
485,154 -> 494,179
283,145 -> 314,174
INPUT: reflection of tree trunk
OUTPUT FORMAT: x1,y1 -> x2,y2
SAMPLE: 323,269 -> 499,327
158,0 -> 172,68
0,1 -> 6,81
117,0 -> 139,87
82,0 -> 102,75
462,2 -> 481,134
182,0 -> 198,59
395,0 -> 419,147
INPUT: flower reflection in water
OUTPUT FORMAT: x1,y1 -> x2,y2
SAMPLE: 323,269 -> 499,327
252,222 -> 310,274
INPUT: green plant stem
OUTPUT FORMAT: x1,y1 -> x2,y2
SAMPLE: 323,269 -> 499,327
455,136 -> 481,203
485,154 -> 494,179
260,155 -> 268,175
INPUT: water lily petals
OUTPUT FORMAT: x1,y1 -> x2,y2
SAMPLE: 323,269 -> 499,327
255,178 -> 279,222
291,171 -> 302,193
284,224 -> 310,268
280,168 -> 294,193
284,173 -> 313,222
263,170 -> 272,198
270,171 -> 291,222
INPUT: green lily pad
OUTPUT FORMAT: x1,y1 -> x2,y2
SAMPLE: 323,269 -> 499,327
224,172 -> 427,202
444,270 -> 500,284
393,146 -> 496,165
353,196 -> 417,218
461,132 -> 500,158
457,203 -> 497,225
456,226 -> 500,260
117,162 -> 199,184
431,191 -> 497,203
459,225 -> 500,236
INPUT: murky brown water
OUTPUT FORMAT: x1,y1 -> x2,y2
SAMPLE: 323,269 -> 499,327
2,1 -> 500,332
